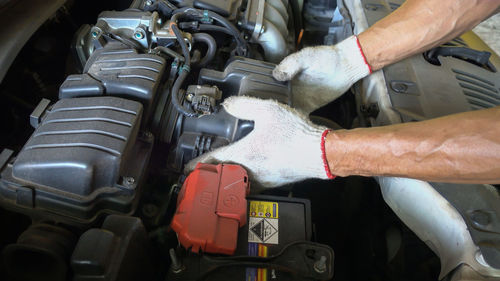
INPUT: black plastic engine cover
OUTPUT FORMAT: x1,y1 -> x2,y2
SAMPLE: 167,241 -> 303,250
71,215 -> 154,281
167,57 -> 291,170
357,0 -> 500,122
198,57 -> 292,103
0,96 -> 153,225
59,44 -> 166,124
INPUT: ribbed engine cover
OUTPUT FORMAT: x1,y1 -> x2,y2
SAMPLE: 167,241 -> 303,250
0,96 -> 153,225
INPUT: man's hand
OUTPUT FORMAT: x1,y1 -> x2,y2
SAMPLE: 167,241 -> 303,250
185,96 -> 334,187
272,36 -> 371,114
325,106 -> 500,184
357,0 -> 500,70
271,0 -> 500,114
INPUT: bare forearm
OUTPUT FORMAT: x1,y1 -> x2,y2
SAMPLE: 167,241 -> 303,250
358,0 -> 500,70
325,107 -> 500,183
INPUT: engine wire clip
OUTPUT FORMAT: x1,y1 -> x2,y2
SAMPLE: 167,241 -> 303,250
200,10 -> 213,24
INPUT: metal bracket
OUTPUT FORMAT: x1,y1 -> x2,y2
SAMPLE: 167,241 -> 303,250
251,0 -> 265,41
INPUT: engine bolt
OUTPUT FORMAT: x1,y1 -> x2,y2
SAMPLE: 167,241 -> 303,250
186,93 -> 194,101
471,210 -> 491,226
90,27 -> 101,38
124,176 -> 135,186
313,256 -> 327,273
145,0 -> 153,6
134,31 -> 144,40
391,82 -> 408,93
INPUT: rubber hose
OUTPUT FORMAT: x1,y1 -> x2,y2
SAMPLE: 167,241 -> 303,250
172,24 -> 191,66
172,8 -> 247,55
171,7 -> 199,22
152,46 -> 184,62
289,0 -> 303,39
170,69 -> 197,117
192,33 -> 216,67
171,23 -> 197,117
198,24 -> 233,36
205,10 -> 247,55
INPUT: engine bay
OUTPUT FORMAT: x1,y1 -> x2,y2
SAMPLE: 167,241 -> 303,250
1,0 -> 500,280
1,0 -> 296,225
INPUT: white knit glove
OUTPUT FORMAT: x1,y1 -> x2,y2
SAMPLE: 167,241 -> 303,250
273,35 -> 372,114
185,96 -> 335,188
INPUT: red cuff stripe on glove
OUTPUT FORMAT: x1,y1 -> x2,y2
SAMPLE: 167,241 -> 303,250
355,36 -> 373,74
321,129 -> 336,179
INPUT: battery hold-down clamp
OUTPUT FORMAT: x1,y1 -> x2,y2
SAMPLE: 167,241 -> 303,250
171,163 -> 250,255
168,241 -> 335,280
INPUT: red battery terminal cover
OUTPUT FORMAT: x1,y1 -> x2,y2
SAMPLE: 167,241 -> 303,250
171,163 -> 250,255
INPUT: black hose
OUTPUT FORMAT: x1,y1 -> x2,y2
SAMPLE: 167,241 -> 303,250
170,69 -> 197,117
205,11 -> 246,53
198,24 -> 233,36
152,46 -> 185,62
172,24 -> 191,66
172,8 -> 248,56
178,22 -> 234,36
192,33 -> 216,67
171,23 -> 198,117
289,0 -> 303,40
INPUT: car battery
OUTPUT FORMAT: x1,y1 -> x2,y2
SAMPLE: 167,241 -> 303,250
169,195 -> 324,281
236,195 -> 312,252
171,163 -> 250,255
235,195 -> 314,281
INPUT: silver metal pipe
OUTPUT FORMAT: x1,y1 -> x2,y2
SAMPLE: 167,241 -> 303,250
264,3 -> 288,38
267,0 -> 289,22
379,177 -> 500,279
256,19 -> 287,63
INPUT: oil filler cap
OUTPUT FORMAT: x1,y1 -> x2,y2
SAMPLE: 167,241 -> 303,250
171,163 -> 250,255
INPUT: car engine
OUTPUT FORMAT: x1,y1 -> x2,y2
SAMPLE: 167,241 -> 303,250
1,0 -> 294,224
0,0 -> 499,281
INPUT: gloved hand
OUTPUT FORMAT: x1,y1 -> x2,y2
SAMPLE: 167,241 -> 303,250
273,35 -> 372,114
185,96 -> 335,187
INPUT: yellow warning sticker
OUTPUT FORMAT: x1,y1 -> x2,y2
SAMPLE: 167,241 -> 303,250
248,201 -> 279,245
247,202 -> 278,280
249,201 -> 278,219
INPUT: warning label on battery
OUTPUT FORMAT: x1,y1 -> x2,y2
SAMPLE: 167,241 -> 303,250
249,201 -> 278,219
249,217 -> 278,244
248,201 -> 278,244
